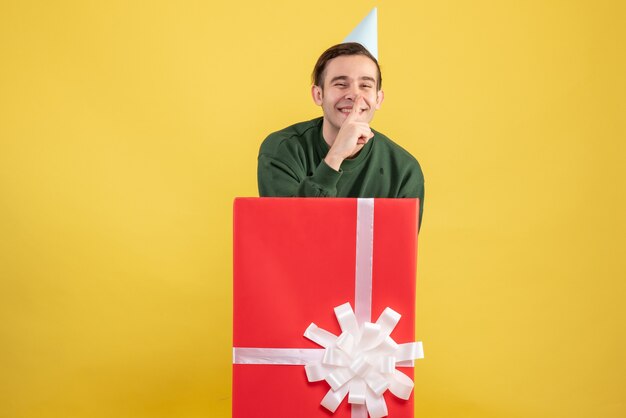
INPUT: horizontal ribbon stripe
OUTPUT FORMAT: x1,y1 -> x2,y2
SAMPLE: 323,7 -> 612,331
233,347 -> 324,365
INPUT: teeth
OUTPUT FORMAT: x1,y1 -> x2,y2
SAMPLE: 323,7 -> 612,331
339,108 -> 368,114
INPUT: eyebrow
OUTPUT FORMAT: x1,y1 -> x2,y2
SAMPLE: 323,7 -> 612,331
330,76 -> 349,83
329,76 -> 377,84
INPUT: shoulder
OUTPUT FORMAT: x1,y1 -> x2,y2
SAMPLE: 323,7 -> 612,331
372,130 -> 423,174
259,118 -> 322,156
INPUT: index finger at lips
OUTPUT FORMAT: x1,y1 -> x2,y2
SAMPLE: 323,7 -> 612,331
348,95 -> 363,120
355,95 -> 365,110
345,95 -> 361,120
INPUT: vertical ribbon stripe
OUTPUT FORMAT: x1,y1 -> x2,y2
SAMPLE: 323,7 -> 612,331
352,403 -> 369,418
355,198 -> 374,325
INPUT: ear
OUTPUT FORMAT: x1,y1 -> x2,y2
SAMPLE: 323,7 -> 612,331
311,85 -> 323,106
375,89 -> 385,110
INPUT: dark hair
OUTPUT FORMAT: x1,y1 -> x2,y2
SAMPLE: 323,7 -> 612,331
312,42 -> 382,91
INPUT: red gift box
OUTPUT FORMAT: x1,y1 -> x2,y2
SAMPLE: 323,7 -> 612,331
233,198 -> 421,418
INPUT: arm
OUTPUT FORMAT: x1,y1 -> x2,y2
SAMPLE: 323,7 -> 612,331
258,98 -> 374,197
257,152 -> 342,197
398,164 -> 425,228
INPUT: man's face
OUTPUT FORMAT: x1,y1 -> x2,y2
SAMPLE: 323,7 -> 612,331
312,54 -> 384,135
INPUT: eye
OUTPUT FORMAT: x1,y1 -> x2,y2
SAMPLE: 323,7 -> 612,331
361,84 -> 373,89
335,83 -> 347,87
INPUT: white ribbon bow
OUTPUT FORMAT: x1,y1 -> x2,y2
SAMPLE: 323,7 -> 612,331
304,302 -> 424,418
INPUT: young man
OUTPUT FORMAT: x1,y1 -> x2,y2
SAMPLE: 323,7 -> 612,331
257,42 -> 425,223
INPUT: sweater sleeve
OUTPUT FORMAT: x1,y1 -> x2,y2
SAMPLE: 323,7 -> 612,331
398,162 -> 425,228
257,152 -> 342,197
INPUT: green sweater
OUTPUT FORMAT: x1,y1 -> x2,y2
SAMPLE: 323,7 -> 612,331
258,117 -> 425,224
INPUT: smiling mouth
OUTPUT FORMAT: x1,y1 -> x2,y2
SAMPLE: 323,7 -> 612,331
338,107 -> 368,114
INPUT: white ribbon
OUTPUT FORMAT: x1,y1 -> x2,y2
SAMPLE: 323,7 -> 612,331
233,198 -> 424,418
355,198 -> 375,324
233,347 -> 324,365
303,303 -> 424,418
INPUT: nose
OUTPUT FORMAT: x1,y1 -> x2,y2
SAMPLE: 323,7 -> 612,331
344,83 -> 360,101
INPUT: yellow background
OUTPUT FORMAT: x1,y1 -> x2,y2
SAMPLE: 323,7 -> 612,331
1,0 -> 624,417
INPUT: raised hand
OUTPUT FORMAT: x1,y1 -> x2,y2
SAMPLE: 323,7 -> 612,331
324,95 -> 374,171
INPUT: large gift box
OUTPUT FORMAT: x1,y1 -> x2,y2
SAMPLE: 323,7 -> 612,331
233,198 -> 423,418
